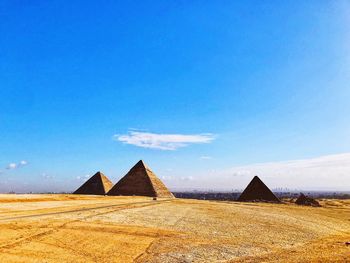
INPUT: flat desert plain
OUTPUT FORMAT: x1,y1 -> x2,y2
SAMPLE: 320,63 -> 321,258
0,195 -> 349,262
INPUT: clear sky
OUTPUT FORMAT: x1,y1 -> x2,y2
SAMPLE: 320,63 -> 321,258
1,1 -> 350,192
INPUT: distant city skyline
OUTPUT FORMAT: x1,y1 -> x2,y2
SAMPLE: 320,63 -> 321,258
1,1 -> 350,192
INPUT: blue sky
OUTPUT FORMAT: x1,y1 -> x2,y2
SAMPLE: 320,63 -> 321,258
1,1 -> 350,192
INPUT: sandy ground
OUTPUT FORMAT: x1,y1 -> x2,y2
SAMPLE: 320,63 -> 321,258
0,194 -> 349,262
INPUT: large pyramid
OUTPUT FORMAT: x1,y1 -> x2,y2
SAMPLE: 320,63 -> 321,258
73,171 -> 113,195
237,176 -> 281,202
107,160 -> 174,198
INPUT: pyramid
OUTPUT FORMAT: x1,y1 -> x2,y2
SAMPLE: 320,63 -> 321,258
73,171 -> 113,195
295,193 -> 321,207
237,176 -> 281,202
107,160 -> 174,198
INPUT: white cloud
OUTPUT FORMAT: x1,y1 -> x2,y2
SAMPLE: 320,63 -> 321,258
200,156 -> 212,160
76,174 -> 90,180
19,160 -> 28,166
161,175 -> 174,181
114,131 -> 215,150
161,175 -> 195,184
5,160 -> 28,170
42,173 -> 54,179
180,176 -> 195,181
6,163 -> 17,170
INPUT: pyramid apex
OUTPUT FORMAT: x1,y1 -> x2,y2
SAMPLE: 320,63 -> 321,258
252,175 -> 264,183
93,171 -> 105,177
135,160 -> 149,169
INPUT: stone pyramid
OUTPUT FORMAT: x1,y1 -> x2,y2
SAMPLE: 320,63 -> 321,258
295,193 -> 321,207
73,171 -> 113,195
107,160 -> 174,198
237,176 -> 280,202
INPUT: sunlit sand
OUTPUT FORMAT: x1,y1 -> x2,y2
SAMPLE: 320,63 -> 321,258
0,194 -> 349,262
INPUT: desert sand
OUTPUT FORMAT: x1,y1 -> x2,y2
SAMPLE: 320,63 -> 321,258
0,194 -> 349,262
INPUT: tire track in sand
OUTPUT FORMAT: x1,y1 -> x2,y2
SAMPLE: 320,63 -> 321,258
0,199 -> 173,255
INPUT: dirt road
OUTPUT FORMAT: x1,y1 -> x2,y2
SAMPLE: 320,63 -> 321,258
0,194 -> 349,262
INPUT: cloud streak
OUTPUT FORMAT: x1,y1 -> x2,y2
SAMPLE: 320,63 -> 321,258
42,173 -> 54,179
76,175 -> 90,180
19,160 -> 28,166
226,153 -> 350,179
114,131 -> 215,150
5,160 -> 28,170
200,156 -> 212,160
162,153 -> 350,191
192,153 -> 350,190
6,163 -> 17,170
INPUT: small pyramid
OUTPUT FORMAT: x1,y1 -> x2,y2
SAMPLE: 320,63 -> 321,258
73,171 -> 113,195
107,160 -> 174,198
237,176 -> 281,203
295,193 -> 321,207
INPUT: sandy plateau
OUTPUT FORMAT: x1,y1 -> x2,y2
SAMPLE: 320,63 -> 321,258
0,194 -> 349,262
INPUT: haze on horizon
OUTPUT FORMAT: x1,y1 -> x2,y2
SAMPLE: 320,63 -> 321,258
1,1 -> 350,193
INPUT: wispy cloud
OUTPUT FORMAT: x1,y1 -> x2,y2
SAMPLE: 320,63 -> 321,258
161,175 -> 174,181
6,163 -> 17,170
200,156 -> 212,160
162,153 -> 350,191
6,160 -> 28,170
180,176 -> 195,181
162,175 -> 195,182
114,131 -> 215,150
189,153 -> 350,191
19,160 -> 28,166
42,173 -> 54,179
225,153 -> 350,179
76,174 -> 90,180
